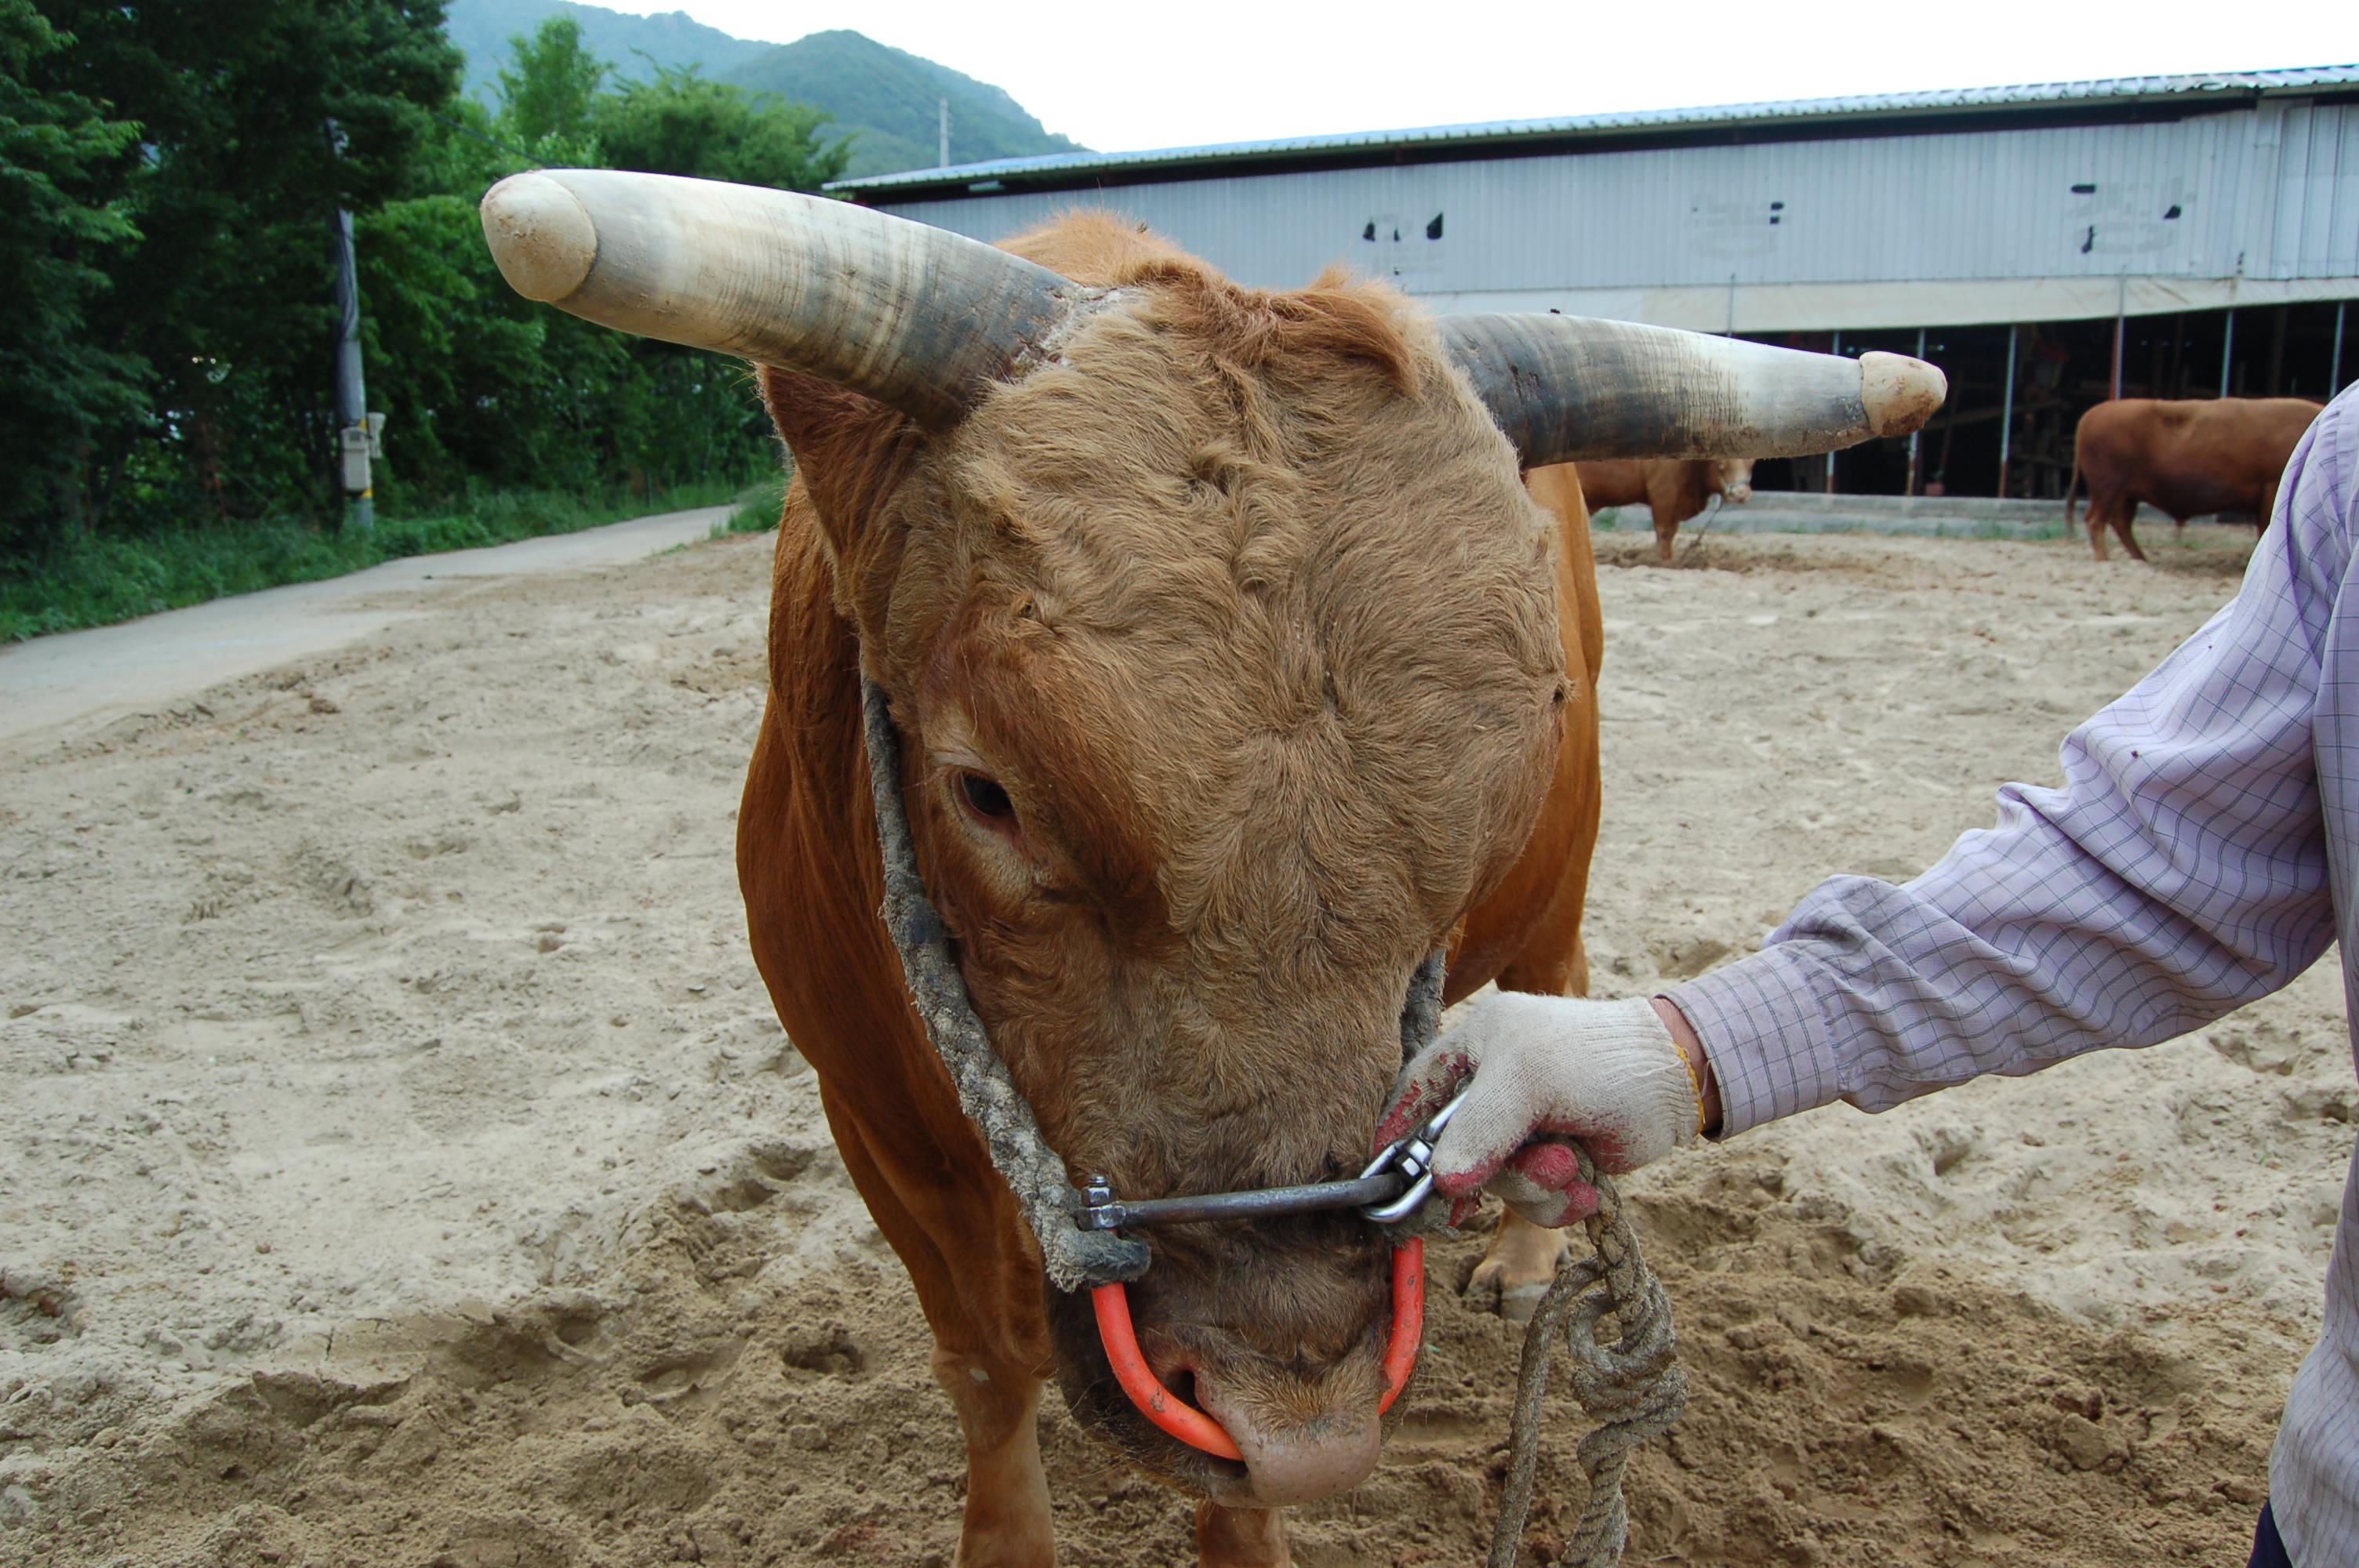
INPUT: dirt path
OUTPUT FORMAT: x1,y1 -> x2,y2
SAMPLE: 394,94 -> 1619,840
2,521 -> 2343,1567
0,506 -> 728,746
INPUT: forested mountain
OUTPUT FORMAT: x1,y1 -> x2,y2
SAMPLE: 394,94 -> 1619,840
444,0 -> 1083,176
718,30 -> 1083,178
444,0 -> 766,96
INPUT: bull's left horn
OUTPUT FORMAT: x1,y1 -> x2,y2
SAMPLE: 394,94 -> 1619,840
1441,314 -> 1946,465
480,169 -> 1088,429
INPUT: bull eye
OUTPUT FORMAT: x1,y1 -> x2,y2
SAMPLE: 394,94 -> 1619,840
957,771 -> 1016,824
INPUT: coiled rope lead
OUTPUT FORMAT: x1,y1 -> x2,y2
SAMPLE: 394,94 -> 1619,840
1490,1153 -> 1688,1568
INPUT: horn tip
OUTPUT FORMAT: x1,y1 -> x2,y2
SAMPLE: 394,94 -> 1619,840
1859,352 -> 1946,438
481,172 -> 597,303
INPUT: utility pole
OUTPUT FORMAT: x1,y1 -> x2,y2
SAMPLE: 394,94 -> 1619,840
325,121 -> 381,530
329,203 -> 376,530
939,97 -> 951,168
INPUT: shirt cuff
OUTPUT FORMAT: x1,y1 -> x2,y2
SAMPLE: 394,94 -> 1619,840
1665,946 -> 1847,1137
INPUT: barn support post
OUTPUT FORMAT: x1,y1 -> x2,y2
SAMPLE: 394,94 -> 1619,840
2334,301 -> 2347,394
1826,330 -> 1841,495
2221,308 -> 2237,397
2109,275 -> 2126,401
1997,325 -> 2019,498
1905,326 -> 1926,496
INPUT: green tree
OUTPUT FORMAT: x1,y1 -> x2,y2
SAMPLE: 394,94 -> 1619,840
494,13 -> 602,151
0,0 -> 144,550
594,62 -> 848,191
5,3 -> 848,602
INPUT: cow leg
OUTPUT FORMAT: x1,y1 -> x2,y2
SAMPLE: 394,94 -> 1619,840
1459,935 -> 1584,1319
1197,1501 -> 1291,1567
826,1107 -> 1057,1568
2085,502 -> 2110,561
932,1347 -> 1056,1568
2112,508 -> 2148,563
1453,489 -> 1600,1321
1649,474 -> 1683,563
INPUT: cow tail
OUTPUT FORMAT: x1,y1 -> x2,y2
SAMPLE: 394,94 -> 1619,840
2064,448 -> 2082,527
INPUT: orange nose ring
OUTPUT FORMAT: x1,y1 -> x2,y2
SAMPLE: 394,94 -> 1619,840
1089,1238 -> 1426,1461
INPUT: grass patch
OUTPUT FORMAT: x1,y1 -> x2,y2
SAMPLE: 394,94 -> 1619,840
714,469 -> 789,539
0,475 -> 767,643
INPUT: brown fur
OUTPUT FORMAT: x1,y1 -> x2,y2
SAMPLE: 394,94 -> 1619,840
738,211 -> 1604,1563
1536,457 -> 1753,563
2066,397 -> 2321,561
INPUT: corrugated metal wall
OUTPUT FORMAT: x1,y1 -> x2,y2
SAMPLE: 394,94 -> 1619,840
874,100 -> 2358,330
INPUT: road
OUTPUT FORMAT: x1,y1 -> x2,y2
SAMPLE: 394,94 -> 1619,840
0,505 -> 730,747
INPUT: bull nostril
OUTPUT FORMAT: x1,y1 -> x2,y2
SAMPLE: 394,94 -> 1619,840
1167,1367 -> 1204,1413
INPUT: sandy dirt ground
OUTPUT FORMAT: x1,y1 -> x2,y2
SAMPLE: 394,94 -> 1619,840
2,520 -> 2346,1567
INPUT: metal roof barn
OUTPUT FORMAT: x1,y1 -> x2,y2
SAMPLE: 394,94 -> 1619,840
832,70 -> 2359,336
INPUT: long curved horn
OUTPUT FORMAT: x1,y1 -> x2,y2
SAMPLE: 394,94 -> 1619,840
479,169 -> 1088,430
1442,314 -> 1946,465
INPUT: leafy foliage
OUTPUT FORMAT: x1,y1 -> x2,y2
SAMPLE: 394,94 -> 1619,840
598,61 -> 844,191
0,0 -> 144,552
496,9 -> 603,145
11,0 -> 463,544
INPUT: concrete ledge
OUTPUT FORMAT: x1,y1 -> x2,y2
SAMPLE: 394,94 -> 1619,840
1593,490 -> 2199,540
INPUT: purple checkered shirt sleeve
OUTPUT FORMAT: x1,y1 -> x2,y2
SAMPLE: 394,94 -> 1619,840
1672,398 -> 2351,1138
1672,390 -> 2359,1563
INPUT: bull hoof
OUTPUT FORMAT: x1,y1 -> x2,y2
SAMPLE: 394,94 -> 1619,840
1464,1211 -> 1572,1320
1464,1254 -> 1558,1323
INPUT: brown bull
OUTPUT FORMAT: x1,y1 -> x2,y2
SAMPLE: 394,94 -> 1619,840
1542,457 -> 1756,561
2067,396 -> 2322,561
479,169 -> 1941,1566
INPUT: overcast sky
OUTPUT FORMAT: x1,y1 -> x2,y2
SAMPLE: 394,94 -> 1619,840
606,0 -> 2350,158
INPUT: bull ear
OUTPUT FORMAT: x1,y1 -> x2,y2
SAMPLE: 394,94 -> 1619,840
480,169 -> 1088,429
758,368 -> 923,583
1442,315 -> 1945,465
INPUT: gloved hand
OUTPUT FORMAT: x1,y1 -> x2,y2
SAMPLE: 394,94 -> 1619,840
1374,993 -> 1706,1228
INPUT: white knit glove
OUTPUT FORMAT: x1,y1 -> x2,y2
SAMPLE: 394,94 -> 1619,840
1374,993 -> 1704,1229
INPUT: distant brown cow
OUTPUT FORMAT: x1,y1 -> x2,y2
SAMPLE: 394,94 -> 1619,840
1533,458 -> 1754,561
2067,397 -> 2322,561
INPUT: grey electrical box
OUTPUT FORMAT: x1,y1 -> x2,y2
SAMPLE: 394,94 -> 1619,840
365,411 -> 387,458
338,425 -> 373,494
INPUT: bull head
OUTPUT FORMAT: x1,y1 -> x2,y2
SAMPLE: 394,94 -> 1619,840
481,169 -> 1940,1509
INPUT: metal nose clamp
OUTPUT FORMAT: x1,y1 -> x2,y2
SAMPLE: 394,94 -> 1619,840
1355,1087 -> 1468,1224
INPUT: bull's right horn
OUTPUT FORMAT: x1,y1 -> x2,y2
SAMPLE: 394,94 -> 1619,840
1442,314 -> 1946,466
479,169 -> 1085,430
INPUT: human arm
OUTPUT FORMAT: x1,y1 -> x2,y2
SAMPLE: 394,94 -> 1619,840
1673,402 -> 2352,1132
1383,391 -> 2356,1212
